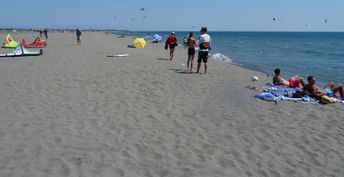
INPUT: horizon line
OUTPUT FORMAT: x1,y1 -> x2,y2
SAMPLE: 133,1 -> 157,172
1,28 -> 343,33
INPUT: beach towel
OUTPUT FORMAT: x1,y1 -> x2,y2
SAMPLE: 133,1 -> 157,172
255,92 -> 285,102
255,83 -> 343,104
264,83 -> 301,96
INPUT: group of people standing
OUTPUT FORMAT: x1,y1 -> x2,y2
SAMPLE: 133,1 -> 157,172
39,29 -> 49,39
165,27 -> 211,74
38,28 -> 82,46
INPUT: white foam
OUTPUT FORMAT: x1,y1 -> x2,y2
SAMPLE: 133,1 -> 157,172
209,53 -> 232,63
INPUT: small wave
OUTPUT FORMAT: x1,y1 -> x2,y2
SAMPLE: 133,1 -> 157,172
302,49 -> 323,55
302,49 -> 344,57
209,53 -> 232,63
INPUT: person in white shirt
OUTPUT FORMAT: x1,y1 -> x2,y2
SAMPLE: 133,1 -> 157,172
197,27 -> 211,74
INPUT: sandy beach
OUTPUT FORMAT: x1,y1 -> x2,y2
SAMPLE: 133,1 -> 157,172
0,31 -> 343,177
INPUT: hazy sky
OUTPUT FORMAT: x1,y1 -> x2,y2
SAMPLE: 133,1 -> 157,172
1,0 -> 343,31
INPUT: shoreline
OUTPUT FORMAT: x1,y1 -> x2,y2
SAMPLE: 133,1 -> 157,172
111,31 -> 343,86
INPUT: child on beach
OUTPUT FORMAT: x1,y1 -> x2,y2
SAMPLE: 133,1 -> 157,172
165,32 -> 178,60
273,68 -> 305,88
303,76 -> 344,100
197,27 -> 211,74
184,32 -> 197,72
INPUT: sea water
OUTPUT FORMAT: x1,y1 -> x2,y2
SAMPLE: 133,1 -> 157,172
118,31 -> 344,85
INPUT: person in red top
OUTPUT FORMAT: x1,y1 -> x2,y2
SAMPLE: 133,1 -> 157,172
165,32 -> 178,60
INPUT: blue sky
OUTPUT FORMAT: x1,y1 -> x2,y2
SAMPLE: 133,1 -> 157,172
1,0 -> 343,31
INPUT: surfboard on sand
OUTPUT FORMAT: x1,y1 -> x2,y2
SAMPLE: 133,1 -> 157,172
107,53 -> 129,57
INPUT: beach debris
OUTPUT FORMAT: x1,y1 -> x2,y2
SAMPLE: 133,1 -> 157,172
252,76 -> 259,81
245,85 -> 257,90
127,44 -> 136,48
107,53 -> 129,57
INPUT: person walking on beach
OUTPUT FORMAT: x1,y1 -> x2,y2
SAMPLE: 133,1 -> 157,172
197,27 -> 211,74
304,76 -> 344,99
43,29 -> 48,39
76,29 -> 82,46
39,29 -> 43,38
184,32 -> 197,72
165,32 -> 178,60
273,68 -> 305,88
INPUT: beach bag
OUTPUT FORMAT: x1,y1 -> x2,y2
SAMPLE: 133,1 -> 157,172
292,90 -> 304,98
319,95 -> 334,104
199,42 -> 209,50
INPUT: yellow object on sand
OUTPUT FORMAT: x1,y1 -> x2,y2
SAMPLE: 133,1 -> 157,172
133,38 -> 147,48
2,34 -> 19,48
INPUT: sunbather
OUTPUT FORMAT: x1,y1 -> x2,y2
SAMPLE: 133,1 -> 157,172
273,68 -> 305,88
303,76 -> 344,99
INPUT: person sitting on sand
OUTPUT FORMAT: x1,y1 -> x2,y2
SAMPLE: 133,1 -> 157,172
164,32 -> 178,60
184,32 -> 197,72
273,68 -> 305,88
303,76 -> 344,99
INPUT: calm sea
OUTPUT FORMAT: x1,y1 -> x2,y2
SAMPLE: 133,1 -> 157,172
116,31 -> 344,85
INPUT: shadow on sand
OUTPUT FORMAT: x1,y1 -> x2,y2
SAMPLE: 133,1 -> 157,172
168,68 -> 197,74
157,58 -> 169,61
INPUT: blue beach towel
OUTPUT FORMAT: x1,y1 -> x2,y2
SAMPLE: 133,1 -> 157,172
264,83 -> 301,96
255,92 -> 285,102
256,83 -> 343,104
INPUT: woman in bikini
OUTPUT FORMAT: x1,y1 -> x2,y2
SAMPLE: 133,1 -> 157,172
184,32 -> 197,72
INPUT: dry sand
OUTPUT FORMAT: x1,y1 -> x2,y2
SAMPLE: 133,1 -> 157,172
0,31 -> 343,177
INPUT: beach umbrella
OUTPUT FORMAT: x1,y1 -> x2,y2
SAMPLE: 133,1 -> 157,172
133,38 -> 147,48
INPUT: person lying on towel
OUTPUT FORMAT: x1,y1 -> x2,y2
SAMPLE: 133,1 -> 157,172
303,76 -> 344,100
273,68 -> 305,88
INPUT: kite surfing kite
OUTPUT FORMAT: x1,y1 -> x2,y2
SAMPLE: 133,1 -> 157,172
2,34 -> 19,48
22,37 -> 47,48
0,44 -> 42,57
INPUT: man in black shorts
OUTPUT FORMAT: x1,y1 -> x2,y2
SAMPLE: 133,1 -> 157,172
197,27 -> 211,74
